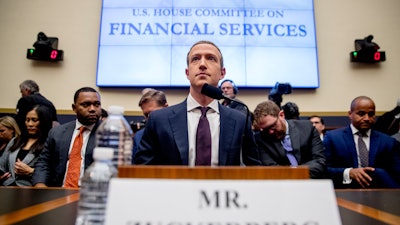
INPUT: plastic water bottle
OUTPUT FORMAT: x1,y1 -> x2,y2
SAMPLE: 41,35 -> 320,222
75,147 -> 117,225
96,105 -> 133,167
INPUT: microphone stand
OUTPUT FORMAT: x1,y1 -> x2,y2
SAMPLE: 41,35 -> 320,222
221,95 -> 251,166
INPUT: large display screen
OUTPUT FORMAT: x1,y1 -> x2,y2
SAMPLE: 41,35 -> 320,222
97,0 -> 318,88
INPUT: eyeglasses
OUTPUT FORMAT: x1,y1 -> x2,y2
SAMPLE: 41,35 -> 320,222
261,117 -> 279,132
221,86 -> 233,90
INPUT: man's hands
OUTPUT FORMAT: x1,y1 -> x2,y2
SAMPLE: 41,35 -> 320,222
350,167 -> 375,188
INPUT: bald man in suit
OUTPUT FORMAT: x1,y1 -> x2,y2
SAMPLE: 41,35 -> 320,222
324,96 -> 400,188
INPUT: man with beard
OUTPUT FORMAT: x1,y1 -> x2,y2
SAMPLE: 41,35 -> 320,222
324,96 -> 400,188
253,100 -> 326,179
32,87 -> 102,187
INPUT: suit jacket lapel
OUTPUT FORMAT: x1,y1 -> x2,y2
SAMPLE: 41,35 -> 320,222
344,126 -> 359,167
288,121 -> 301,162
60,122 -> 76,164
22,151 -> 36,165
169,101 -> 189,164
368,130 -> 379,167
219,105 -> 234,165
8,150 -> 18,178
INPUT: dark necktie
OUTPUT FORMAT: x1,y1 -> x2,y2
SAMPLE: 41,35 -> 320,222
282,134 -> 298,166
65,126 -> 85,188
195,107 -> 211,165
357,131 -> 369,167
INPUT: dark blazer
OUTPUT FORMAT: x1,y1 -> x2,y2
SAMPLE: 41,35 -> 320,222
254,120 -> 326,179
131,128 -> 144,163
134,100 -> 260,166
32,121 -> 98,187
324,126 -> 400,188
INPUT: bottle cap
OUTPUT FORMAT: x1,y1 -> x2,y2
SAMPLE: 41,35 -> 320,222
108,105 -> 124,115
93,147 -> 113,160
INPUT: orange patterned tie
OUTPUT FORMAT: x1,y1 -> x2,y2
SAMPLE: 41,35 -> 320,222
64,126 -> 85,188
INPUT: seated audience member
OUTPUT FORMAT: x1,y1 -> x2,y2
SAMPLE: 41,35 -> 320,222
132,88 -> 168,163
134,40 -> 260,166
324,96 -> 400,188
32,87 -> 102,187
220,79 -> 247,115
0,116 -> 21,158
253,100 -> 326,179
100,108 -> 108,121
308,115 -> 326,140
0,105 -> 52,186
282,101 -> 300,120
373,98 -> 400,135
15,80 -> 59,132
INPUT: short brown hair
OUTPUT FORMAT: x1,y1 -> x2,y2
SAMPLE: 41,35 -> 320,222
253,100 -> 281,124
138,88 -> 167,108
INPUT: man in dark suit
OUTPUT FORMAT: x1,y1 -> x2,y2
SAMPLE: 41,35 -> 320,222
252,100 -> 326,179
324,96 -> 400,188
32,87 -> 102,187
15,80 -> 59,132
132,88 -> 168,162
134,41 -> 260,166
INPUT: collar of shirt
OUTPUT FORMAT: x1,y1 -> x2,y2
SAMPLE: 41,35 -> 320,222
74,120 -> 96,132
186,93 -> 220,114
284,119 -> 290,136
350,124 -> 371,137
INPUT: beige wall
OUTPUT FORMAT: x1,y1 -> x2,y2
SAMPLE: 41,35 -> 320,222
0,0 -> 399,116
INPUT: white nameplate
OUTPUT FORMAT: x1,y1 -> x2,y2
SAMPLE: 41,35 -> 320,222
105,179 -> 341,225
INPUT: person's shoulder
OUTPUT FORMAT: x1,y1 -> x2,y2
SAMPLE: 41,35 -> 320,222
372,129 -> 396,141
291,119 -> 312,126
290,119 -> 313,129
30,93 -> 55,106
49,121 -> 74,133
147,101 -> 186,119
220,104 -> 246,118
324,126 -> 348,138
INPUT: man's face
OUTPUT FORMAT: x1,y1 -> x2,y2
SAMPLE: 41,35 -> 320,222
221,81 -> 235,98
20,88 -> 30,97
257,111 -> 287,140
349,98 -> 375,132
141,100 -> 166,120
309,117 -> 325,135
185,43 -> 225,89
72,92 -> 101,126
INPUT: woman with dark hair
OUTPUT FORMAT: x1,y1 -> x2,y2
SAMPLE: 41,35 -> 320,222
0,105 -> 52,186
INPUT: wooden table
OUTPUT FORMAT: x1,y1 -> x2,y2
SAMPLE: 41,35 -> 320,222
0,187 -> 399,225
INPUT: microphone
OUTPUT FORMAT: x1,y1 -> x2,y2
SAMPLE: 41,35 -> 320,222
201,83 -> 250,166
201,83 -> 249,111
201,83 -> 249,110
201,83 -> 225,100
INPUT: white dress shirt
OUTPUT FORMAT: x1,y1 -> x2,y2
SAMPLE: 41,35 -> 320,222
186,94 -> 220,166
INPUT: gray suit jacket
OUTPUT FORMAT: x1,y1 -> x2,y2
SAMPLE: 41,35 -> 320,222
32,120 -> 98,187
0,138 -> 39,186
134,100 -> 260,166
255,120 -> 326,178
